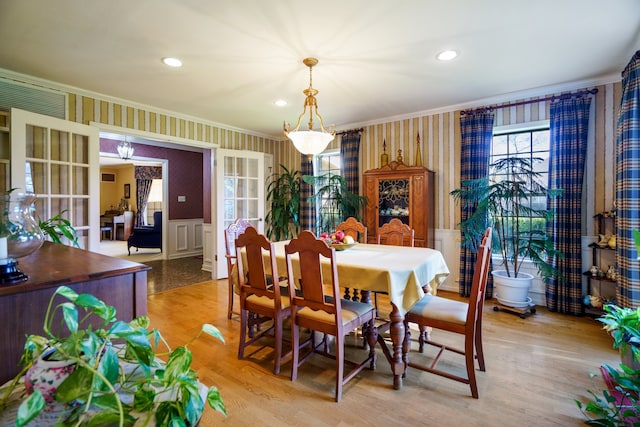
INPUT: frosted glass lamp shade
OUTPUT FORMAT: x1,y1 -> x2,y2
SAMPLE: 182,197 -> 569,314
288,130 -> 334,155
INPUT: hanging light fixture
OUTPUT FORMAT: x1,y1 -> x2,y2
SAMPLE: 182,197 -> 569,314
117,138 -> 134,160
284,57 -> 335,155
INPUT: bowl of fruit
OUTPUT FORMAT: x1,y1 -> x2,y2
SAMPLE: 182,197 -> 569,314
320,230 -> 357,251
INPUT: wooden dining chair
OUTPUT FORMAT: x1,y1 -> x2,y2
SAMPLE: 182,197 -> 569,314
373,218 -> 415,312
336,217 -> 368,301
336,217 -> 368,243
224,218 -> 252,319
402,227 -> 492,398
377,218 -> 414,247
284,230 -> 378,402
235,226 -> 291,375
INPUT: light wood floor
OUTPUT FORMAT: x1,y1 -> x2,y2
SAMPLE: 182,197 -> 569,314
147,280 -> 617,426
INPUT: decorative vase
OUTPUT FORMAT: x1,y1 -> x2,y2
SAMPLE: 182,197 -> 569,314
380,139 -> 389,166
415,132 -> 423,167
492,270 -> 533,306
608,234 -> 617,249
0,191 -> 45,284
25,348 -> 76,406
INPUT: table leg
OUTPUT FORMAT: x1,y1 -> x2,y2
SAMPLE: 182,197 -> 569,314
389,302 -> 405,390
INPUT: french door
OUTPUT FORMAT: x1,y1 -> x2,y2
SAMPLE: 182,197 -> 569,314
215,149 -> 265,278
10,108 -> 99,250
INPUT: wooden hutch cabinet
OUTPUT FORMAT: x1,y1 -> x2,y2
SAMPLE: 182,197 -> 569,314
363,160 -> 435,248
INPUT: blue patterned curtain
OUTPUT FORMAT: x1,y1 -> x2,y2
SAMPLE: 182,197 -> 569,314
616,50 -> 640,309
300,155 -> 315,232
458,111 -> 495,297
545,94 -> 593,315
134,166 -> 162,227
340,131 -> 362,196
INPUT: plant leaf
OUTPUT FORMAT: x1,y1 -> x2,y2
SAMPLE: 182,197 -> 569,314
16,390 -> 45,427
60,302 -> 79,334
202,324 -> 225,343
207,386 -> 227,416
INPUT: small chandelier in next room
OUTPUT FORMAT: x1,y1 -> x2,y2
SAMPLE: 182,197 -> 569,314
283,57 -> 335,155
117,138 -> 134,160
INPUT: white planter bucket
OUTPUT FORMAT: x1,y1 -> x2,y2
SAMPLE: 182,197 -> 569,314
492,270 -> 533,307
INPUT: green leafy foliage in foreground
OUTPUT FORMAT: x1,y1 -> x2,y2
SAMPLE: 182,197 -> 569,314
576,364 -> 640,426
0,285 -> 226,426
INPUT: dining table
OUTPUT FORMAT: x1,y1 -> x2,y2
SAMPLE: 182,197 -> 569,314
239,240 -> 450,390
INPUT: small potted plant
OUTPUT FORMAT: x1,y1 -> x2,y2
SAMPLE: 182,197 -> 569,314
0,285 -> 226,426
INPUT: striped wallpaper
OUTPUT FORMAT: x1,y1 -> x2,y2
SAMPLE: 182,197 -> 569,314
51,81 -> 622,236
280,82 -> 621,234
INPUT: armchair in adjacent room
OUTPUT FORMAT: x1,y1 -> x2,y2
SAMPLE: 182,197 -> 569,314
127,211 -> 162,255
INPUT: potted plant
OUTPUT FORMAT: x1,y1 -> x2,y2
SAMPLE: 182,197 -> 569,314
576,305 -> 640,424
301,173 -> 368,234
0,285 -> 226,426
450,156 -> 564,304
38,209 -> 80,248
599,303 -> 640,369
265,165 -> 301,241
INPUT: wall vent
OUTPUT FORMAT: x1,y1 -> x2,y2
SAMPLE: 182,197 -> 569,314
0,78 -> 65,119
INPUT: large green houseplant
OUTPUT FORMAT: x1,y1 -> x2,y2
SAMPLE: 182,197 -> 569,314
301,173 -> 368,234
265,165 -> 301,241
0,285 -> 226,426
576,304 -> 640,425
451,156 -> 564,284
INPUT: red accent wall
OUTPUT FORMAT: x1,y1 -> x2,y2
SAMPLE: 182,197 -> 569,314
100,138 -> 206,220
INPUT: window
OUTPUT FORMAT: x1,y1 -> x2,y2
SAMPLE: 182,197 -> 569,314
489,125 -> 550,253
313,151 -> 341,233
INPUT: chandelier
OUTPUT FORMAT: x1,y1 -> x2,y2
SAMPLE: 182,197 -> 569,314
117,138 -> 134,160
283,57 -> 335,155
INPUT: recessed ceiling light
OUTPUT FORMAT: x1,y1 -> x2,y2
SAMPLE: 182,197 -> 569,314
162,57 -> 183,67
436,50 -> 458,61
274,99 -> 287,107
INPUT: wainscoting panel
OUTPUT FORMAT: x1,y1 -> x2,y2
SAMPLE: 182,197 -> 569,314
435,228 -> 460,293
202,223 -> 213,273
167,219 -> 204,260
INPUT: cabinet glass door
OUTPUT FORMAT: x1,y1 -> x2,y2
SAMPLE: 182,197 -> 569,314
378,178 -> 409,227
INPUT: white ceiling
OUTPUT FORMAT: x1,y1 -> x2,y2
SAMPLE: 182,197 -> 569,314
1,0 -> 639,138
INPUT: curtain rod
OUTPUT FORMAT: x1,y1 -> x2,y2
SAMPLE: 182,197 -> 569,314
336,127 -> 363,135
460,88 -> 599,116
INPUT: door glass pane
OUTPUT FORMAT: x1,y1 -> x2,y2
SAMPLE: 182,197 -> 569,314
247,158 -> 258,178
26,125 -> 47,159
26,162 -> 47,194
224,157 -> 234,175
51,164 -> 69,194
73,198 -> 88,226
50,130 -> 69,162
73,166 -> 89,195
235,158 -> 246,176
236,178 -> 247,198
224,200 -> 234,220
72,134 -> 89,164
51,198 -> 70,222
248,179 -> 258,199
236,200 -> 247,217
223,177 -> 234,199
248,200 -> 258,218
33,198 -> 47,220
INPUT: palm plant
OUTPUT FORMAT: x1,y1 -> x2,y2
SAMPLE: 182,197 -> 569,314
265,165 -> 301,241
451,156 -> 563,281
302,173 -> 368,234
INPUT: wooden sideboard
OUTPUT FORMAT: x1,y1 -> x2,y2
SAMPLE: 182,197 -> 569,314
0,242 -> 150,384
